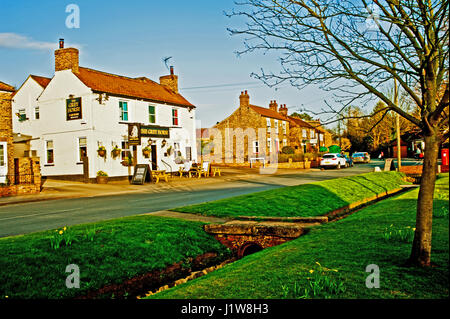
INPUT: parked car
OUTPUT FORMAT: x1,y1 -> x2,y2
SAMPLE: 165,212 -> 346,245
343,154 -> 354,167
320,153 -> 347,169
352,152 -> 371,163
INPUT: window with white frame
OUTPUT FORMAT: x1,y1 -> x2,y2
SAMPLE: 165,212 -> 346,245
119,101 -> 128,121
283,139 -> 287,146
267,138 -> 272,153
148,105 -> 156,124
253,141 -> 259,154
302,129 -> 307,138
310,130 -> 315,138
266,118 -> 271,132
173,142 -> 181,158
45,140 -> 54,165
282,121 -> 286,134
121,140 -> 131,161
78,137 -> 87,162
172,108 -> 179,126
275,120 -> 279,133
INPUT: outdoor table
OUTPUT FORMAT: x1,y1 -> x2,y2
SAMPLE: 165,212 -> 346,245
152,170 -> 169,183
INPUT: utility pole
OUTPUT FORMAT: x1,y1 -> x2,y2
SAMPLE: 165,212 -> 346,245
394,64 -> 402,171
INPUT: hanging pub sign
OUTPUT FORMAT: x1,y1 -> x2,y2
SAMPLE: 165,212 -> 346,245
128,123 -> 142,146
66,97 -> 82,121
140,125 -> 170,139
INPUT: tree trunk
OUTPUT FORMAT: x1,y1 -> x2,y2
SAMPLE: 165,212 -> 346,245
408,130 -> 440,267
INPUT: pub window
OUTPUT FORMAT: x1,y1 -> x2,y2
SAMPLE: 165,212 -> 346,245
185,147 -> 192,161
173,142 -> 180,158
267,138 -> 272,153
18,109 -> 27,122
121,141 -> 131,160
283,139 -> 287,146
119,101 -> 129,121
275,120 -> 279,134
34,107 -> 40,120
310,130 -> 315,138
148,105 -> 156,124
282,121 -> 286,134
78,137 -> 87,162
172,108 -> 179,126
45,140 -> 54,165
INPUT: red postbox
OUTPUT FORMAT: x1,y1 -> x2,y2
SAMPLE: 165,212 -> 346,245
441,148 -> 449,173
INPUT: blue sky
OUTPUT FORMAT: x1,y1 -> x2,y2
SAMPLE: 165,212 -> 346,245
0,0 -> 332,128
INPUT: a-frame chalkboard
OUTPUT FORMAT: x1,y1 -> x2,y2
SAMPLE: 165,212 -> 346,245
131,164 -> 152,185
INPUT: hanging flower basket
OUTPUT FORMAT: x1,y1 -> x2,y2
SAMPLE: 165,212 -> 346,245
111,146 -> 121,159
142,147 -> 151,158
97,146 -> 107,158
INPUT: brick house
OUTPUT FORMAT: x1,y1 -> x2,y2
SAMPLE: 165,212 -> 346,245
213,90 -> 290,163
0,81 -> 41,197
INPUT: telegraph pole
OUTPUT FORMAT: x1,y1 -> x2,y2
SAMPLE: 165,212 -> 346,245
394,64 -> 402,171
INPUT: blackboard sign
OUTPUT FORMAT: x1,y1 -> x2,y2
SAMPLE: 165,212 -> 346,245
66,97 -> 82,121
131,164 -> 151,185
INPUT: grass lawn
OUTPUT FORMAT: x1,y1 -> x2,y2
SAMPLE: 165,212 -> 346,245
152,174 -> 449,299
0,216 -> 230,299
172,171 -> 408,218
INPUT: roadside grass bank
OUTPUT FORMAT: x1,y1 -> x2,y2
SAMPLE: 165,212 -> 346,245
0,216 -> 231,299
152,174 -> 449,299
171,171 -> 408,218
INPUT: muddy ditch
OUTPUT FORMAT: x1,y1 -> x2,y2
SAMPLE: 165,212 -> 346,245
75,252 -> 234,299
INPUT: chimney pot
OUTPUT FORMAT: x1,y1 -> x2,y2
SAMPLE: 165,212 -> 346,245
59,38 -> 64,49
170,66 -> 174,75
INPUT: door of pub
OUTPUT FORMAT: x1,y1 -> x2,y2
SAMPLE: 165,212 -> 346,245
151,145 -> 157,170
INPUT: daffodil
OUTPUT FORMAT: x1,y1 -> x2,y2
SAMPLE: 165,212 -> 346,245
59,230 -> 63,235
309,269 -> 314,274
63,227 -> 67,231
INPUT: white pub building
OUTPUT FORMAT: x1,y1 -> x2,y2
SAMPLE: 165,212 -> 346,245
12,39 -> 197,181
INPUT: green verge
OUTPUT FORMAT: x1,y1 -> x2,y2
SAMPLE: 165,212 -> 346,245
152,174 -> 449,299
0,216 -> 230,299
171,171 -> 408,218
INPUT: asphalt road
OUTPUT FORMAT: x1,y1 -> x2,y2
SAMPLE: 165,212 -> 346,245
0,159 -> 420,238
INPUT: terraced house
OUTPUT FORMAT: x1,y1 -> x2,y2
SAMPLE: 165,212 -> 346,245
12,39 -> 197,181
212,90 -> 328,163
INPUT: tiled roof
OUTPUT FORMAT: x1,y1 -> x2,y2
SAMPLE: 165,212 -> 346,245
288,116 -> 314,128
0,81 -> 15,92
305,120 -> 328,133
249,104 -> 288,121
74,67 -> 195,108
30,75 -> 51,88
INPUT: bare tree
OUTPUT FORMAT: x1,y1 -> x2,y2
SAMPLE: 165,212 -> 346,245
227,0 -> 449,267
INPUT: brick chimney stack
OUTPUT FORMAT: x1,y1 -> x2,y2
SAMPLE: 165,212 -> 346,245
269,100 -> 278,112
239,90 -> 250,107
279,104 -> 288,117
54,39 -> 79,73
160,66 -> 179,93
